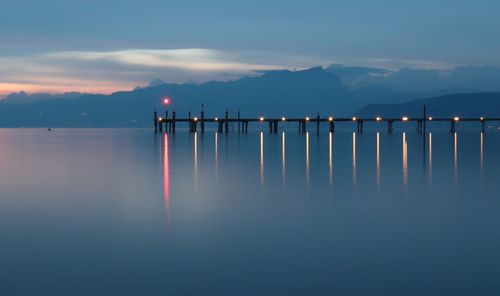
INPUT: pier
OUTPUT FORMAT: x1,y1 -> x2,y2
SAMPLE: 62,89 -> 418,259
153,109 -> 498,134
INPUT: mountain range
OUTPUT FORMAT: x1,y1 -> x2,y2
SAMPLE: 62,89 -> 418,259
357,92 -> 500,118
1,65 -> 500,127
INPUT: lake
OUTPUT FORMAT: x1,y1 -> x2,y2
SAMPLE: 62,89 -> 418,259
1,128 -> 500,295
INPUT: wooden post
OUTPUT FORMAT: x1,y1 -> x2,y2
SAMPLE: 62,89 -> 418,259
388,120 -> 393,133
218,121 -> 223,133
423,105 -> 427,134
316,113 -> 320,134
164,110 -> 168,133
200,104 -> 205,133
225,111 -> 229,133
357,121 -> 363,133
274,120 -> 278,133
269,121 -> 273,133
238,109 -> 241,133
172,111 -> 176,133
329,121 -> 334,133
159,118 -> 163,132
154,111 -> 158,132
450,120 -> 456,133
481,120 -> 485,133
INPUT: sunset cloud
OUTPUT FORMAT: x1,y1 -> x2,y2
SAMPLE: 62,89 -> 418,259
0,48 -> 327,96
0,48 -> 456,97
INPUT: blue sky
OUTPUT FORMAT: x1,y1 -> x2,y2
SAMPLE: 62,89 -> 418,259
1,0 -> 499,95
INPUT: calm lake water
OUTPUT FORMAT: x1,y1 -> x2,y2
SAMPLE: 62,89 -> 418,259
1,128 -> 500,295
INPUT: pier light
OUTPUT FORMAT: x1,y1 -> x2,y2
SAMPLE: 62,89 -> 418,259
306,117 -> 310,121
215,117 -> 218,121
352,117 -> 357,121
402,116 -> 409,121
454,116 -> 460,121
158,117 -> 163,121
328,117 -> 333,122
194,117 -> 198,122
260,117 -> 264,122
376,117 -> 382,121
481,117 -> 484,121
429,117 -> 433,121
282,117 -> 286,121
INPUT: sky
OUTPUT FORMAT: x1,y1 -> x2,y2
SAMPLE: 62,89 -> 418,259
1,0 -> 499,96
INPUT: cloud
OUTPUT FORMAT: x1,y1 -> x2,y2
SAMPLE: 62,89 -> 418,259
1,48 -> 329,96
0,47 -> 457,97
43,49 -> 285,72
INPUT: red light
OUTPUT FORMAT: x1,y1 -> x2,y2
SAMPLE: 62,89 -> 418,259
163,97 -> 171,105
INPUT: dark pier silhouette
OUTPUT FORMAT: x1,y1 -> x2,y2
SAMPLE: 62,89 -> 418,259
154,106 -> 497,134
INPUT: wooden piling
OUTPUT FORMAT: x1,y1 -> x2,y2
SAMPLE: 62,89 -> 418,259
225,111 -> 229,133
316,114 -> 320,134
154,111 -> 158,132
200,106 -> 205,133
172,111 -> 176,133
357,121 -> 364,133
329,121 -> 334,133
423,105 -> 427,134
238,109 -> 241,133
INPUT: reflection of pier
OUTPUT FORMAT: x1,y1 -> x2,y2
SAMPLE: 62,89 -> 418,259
154,109 -> 496,134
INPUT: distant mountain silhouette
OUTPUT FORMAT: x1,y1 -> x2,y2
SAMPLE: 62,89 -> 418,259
1,91 -> 84,104
1,66 -> 499,127
0,67 -> 416,127
326,65 -> 500,94
356,92 -> 500,118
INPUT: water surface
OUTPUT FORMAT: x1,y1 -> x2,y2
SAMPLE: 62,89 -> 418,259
1,128 -> 500,295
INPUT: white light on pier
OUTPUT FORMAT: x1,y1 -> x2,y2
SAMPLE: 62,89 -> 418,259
352,117 -> 357,121
282,117 -> 286,121
402,117 -> 409,121
260,117 -> 264,122
194,117 -> 198,122
159,117 -> 163,121
306,117 -> 310,121
454,117 -> 460,121
429,117 -> 433,121
328,117 -> 333,122
376,117 -> 382,121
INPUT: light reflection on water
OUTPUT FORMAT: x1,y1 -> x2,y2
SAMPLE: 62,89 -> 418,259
1,129 -> 500,295
281,131 -> 285,186
376,132 -> 380,189
163,133 -> 170,221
